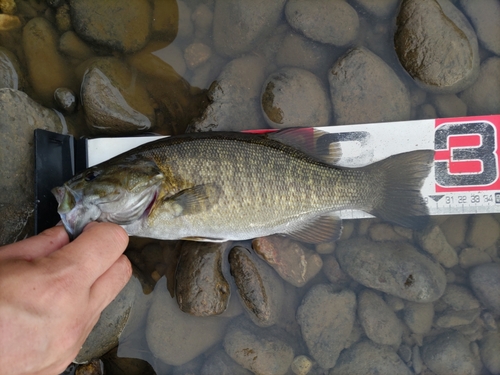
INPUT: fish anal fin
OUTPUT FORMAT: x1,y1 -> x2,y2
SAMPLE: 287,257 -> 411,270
268,128 -> 342,165
286,214 -> 343,244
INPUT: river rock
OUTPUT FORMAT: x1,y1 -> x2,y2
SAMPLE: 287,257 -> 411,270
22,17 -> 77,107
336,238 -> 447,302
328,47 -> 411,125
146,279 -> 229,366
469,263 -> 500,314
80,58 -> 156,135
459,0 -> 500,55
433,94 -> 467,118
175,241 -> 230,316
229,246 -> 285,327
0,88 -> 63,245
223,317 -> 294,375
69,0 -> 152,53
440,214 -> 467,248
322,254 -> 350,285
394,0 -> 479,93
190,56 -> 267,132
459,247 -> 492,269
54,87 -> 77,114
252,236 -> 323,287
459,57 -> 500,116
261,67 -> 331,129
276,32 -> 332,75
415,225 -> 458,268
358,289 -> 404,346
351,0 -> 400,18
435,308 -> 480,328
441,284 -> 480,311
480,331 -> 500,375
331,340 -> 413,375
466,214 -> 500,250
422,331 -> 480,375
59,31 -> 95,61
213,0 -> 286,57
200,349 -> 252,375
75,275 -> 141,363
0,46 -> 24,90
296,285 -> 356,369
403,301 -> 434,334
285,0 -> 359,46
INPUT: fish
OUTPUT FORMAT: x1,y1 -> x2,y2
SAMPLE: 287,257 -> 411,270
52,128 -> 434,243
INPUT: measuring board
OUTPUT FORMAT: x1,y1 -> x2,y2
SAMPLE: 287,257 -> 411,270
33,114 -> 500,233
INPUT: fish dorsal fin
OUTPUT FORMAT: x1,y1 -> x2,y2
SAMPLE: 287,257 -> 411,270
286,214 -> 343,244
162,183 -> 221,216
267,128 -> 342,165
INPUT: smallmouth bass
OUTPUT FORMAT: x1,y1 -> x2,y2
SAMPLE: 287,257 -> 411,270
52,129 -> 434,242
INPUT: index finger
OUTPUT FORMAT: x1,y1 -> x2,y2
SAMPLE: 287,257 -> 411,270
46,222 -> 129,287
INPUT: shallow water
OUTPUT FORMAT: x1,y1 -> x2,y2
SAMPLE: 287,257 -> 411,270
1,0 -> 500,374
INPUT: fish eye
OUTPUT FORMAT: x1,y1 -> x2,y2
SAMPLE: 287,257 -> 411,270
84,171 -> 99,182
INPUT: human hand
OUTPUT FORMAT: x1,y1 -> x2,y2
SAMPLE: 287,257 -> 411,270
0,222 -> 131,375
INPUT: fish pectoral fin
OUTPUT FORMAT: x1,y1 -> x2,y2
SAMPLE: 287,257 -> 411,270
162,183 -> 221,216
267,128 -> 342,165
286,214 -> 343,244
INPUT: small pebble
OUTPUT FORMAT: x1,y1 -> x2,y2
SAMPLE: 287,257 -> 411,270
54,87 -> 76,113
291,355 -> 313,375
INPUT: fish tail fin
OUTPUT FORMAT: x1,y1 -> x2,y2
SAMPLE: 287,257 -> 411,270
365,150 -> 434,230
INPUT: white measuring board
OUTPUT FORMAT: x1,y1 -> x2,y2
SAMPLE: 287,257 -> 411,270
86,114 -> 500,219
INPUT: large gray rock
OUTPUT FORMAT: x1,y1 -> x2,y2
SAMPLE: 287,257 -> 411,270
200,349 -> 252,375
213,0 -> 286,57
285,0 -> 359,46
69,0 -> 153,53
459,0 -> 500,55
75,275 -> 142,363
0,88 -> 63,245
336,238 -> 447,302
469,263 -> 500,314
422,331 -> 481,375
480,331 -> 500,375
330,340 -> 412,375
146,279 -> 229,366
328,47 -> 410,125
296,285 -> 356,369
0,46 -> 24,90
190,56 -> 267,132
394,0 -> 479,93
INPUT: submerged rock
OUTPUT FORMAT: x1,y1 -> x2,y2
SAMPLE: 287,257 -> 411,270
0,46 -> 24,90
296,285 -> 356,369
175,241 -> 230,316
394,0 -> 479,93
328,47 -> 410,125
336,238 -> 447,302
469,262 -> 500,314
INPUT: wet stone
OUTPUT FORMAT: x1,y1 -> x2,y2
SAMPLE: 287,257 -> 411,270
261,67 -> 331,129
328,47 -> 410,125
336,238 -> 447,302
358,289 -> 404,346
469,263 -> 500,315
252,235 -> 323,287
290,355 -> 313,375
394,0 -> 479,93
422,331 -> 480,375
433,94 -> 467,118
229,246 -> 284,327
223,317 -> 294,375
0,88 -> 63,245
439,214 -> 467,248
480,331 -> 500,375
75,275 -> 141,363
441,284 -> 480,311
146,278 -> 229,366
403,301 -> 434,334
296,284 -> 356,369
184,42 -> 211,70
0,46 -> 24,90
322,254 -> 350,286
368,223 -> 407,242
285,0 -> 359,46
200,349 -> 252,375
80,58 -> 156,135
415,225 -> 458,268
459,247 -> 492,269
54,87 -> 76,114
69,0 -> 153,53
190,56 -> 267,132
352,0 -> 400,18
459,0 -> 500,55
22,17 -> 77,107
58,31 -> 95,61
466,214 -> 500,250
175,241 -> 230,316
213,0 -> 286,58
435,308 -> 481,328
330,340 -> 412,375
